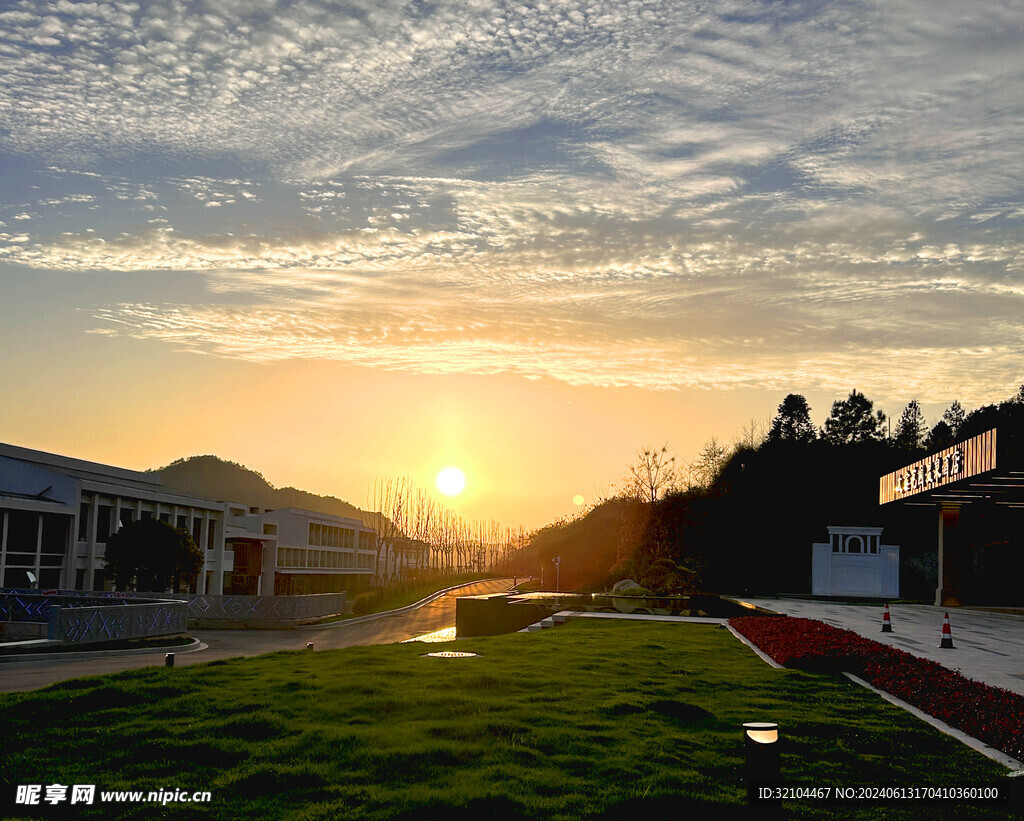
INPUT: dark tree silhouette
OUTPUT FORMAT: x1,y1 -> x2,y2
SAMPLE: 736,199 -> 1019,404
924,419 -> 955,451
821,389 -> 887,445
766,394 -> 816,444
941,400 -> 966,438
104,518 -> 202,592
893,399 -> 926,451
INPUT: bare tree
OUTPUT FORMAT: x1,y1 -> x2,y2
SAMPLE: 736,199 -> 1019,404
624,443 -> 677,503
737,416 -> 769,449
368,476 -> 411,588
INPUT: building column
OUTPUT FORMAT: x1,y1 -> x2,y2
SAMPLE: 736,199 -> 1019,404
33,512 -> 43,588
260,539 -> 276,597
213,514 -> 225,593
84,495 -> 99,591
59,511 -> 73,590
936,505 -> 962,606
0,511 -> 7,587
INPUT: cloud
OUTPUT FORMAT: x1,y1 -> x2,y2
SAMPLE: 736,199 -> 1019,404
0,0 -> 1022,403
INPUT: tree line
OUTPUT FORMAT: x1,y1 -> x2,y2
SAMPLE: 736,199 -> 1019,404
367,477 -> 527,588
512,384 -> 1024,598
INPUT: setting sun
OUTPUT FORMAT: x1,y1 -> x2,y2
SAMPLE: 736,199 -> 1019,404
436,466 -> 467,497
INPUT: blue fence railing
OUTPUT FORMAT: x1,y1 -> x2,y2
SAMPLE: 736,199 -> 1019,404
0,592 -> 187,645
49,601 -> 188,644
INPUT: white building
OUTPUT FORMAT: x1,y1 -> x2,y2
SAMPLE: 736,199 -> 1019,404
811,526 -> 900,599
378,536 -> 430,582
0,442 -> 245,593
0,443 -> 379,597
261,507 -> 377,595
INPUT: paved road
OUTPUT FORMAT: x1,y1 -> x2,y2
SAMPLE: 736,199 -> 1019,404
735,598 -> 1024,697
0,579 -> 512,693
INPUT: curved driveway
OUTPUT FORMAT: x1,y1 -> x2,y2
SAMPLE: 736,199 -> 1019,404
1,578 -> 512,694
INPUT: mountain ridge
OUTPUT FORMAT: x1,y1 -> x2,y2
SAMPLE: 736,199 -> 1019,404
153,455 -> 373,525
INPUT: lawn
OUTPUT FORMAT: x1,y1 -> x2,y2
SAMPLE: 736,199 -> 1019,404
1,619 -> 1019,820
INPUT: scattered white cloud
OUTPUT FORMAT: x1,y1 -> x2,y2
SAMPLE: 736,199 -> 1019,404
0,0 -> 1022,401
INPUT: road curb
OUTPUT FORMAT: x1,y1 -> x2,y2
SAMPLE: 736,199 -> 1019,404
0,638 -> 208,664
844,672 -> 1024,772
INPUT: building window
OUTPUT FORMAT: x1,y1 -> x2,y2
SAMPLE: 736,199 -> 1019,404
176,514 -> 187,530
78,502 -> 90,541
95,505 -> 113,543
120,507 -> 134,528
40,513 -> 68,560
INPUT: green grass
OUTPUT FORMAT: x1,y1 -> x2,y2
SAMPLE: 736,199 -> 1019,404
1,620 -> 1019,820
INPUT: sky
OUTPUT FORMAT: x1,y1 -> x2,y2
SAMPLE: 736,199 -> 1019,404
1,0 -> 1023,529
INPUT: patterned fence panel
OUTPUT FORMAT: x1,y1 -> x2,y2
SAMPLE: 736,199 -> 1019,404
50,600 -> 188,644
182,592 -> 348,621
1,589 -> 347,624
0,593 -> 133,623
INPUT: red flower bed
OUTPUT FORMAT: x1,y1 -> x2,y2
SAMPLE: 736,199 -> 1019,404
730,616 -> 1024,762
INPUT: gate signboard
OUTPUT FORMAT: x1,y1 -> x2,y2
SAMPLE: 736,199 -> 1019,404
879,429 -> 997,505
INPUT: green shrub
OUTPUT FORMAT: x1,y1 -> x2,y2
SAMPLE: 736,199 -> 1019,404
352,591 -> 382,615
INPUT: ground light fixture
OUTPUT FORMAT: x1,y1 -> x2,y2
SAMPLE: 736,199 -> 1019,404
743,722 -> 780,802
165,653 -> 174,668
422,651 -> 480,658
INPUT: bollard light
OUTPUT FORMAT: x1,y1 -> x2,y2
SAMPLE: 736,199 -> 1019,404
306,642 -> 314,650
743,721 -> 780,803
165,653 -> 175,668
744,722 -> 779,745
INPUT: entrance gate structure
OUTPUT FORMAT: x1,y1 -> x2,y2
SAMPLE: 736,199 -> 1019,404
879,428 -> 1024,606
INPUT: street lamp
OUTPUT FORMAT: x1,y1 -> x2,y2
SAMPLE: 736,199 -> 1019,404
552,556 -> 561,592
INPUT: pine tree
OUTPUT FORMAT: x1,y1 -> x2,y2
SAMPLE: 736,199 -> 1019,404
821,390 -> 886,445
941,400 -> 966,437
894,399 -> 926,451
766,394 -> 817,444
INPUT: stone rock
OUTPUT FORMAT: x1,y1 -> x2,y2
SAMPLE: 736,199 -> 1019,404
611,578 -> 641,593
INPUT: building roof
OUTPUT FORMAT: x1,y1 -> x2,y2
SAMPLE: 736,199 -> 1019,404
264,507 -> 369,528
0,442 -> 228,511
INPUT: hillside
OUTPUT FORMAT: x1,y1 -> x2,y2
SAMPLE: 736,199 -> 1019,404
511,498 -> 633,590
154,455 -> 371,524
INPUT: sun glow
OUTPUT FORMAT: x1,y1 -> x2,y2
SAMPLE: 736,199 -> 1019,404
436,466 -> 467,497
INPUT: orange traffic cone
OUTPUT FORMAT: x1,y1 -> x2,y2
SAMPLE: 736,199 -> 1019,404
939,612 -> 955,649
881,603 -> 893,633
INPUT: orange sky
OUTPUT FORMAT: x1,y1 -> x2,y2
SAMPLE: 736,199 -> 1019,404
2,2 -> 1022,530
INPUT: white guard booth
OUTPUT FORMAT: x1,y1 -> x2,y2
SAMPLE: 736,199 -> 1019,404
811,526 -> 899,598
